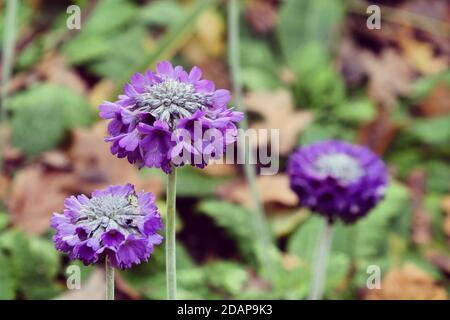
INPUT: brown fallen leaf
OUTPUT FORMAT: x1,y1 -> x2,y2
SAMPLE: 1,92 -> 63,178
88,79 -> 117,109
365,263 -> 448,300
195,9 -> 225,58
7,122 -> 163,235
8,165 -> 79,235
425,250 -> 450,275
199,163 -> 237,177
357,106 -> 398,155
360,48 -> 415,108
68,121 -> 163,196
245,0 -> 278,35
40,150 -> 72,171
217,174 -> 298,208
419,83 -> 450,117
398,29 -> 449,75
56,268 -> 106,300
441,196 -> 450,239
0,174 -> 10,202
407,169 -> 432,246
36,53 -> 87,95
244,90 -> 314,155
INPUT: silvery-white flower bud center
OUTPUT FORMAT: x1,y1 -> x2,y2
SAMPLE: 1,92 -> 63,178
77,194 -> 145,237
315,153 -> 363,184
135,79 -> 210,126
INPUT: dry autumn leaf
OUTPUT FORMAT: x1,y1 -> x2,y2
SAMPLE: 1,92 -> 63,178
441,196 -> 450,239
361,49 -> 415,108
244,90 -> 314,155
7,122 -> 163,235
195,9 -> 225,58
36,53 -> 87,95
365,264 -> 448,300
56,268 -> 105,300
217,174 -> 298,208
68,121 -> 163,196
419,83 -> 450,117
8,165 -> 79,235
88,79 -> 117,109
245,0 -> 278,35
199,163 -> 237,177
398,31 -> 449,75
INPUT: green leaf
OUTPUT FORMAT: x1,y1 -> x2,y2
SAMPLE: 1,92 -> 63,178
299,122 -> 355,145
0,251 -> 16,299
62,0 -> 136,65
0,212 -> 9,230
80,0 -> 136,34
176,167 -> 231,197
354,181 -> 410,260
286,216 -> 351,298
198,200 -> 254,259
202,261 -> 248,295
88,26 -> 149,79
277,0 -> 344,65
62,33 -> 111,65
9,84 -> 93,156
134,0 -> 213,81
408,115 -> 450,145
240,38 -> 281,90
425,161 -> 450,193
0,230 -> 61,299
334,99 -> 377,123
138,0 -> 184,26
287,215 -> 323,262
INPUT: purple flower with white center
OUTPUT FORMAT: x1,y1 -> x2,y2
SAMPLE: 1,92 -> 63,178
99,61 -> 243,173
287,140 -> 388,224
51,184 -> 163,269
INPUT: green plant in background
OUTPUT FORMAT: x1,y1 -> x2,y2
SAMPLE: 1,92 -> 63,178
0,0 -> 449,301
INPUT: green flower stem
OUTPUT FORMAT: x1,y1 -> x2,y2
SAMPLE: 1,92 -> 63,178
0,0 -> 18,171
227,0 -> 274,281
105,256 -> 115,300
309,219 -> 334,300
166,167 -> 177,300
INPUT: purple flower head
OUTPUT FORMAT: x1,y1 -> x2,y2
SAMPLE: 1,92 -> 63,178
51,184 -> 163,269
99,61 -> 243,173
287,140 -> 388,224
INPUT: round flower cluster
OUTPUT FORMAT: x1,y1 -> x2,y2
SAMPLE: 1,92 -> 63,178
99,61 -> 243,173
51,184 -> 163,269
288,140 -> 388,223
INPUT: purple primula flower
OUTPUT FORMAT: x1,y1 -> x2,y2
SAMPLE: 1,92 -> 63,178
51,184 -> 163,269
287,140 -> 388,224
99,60 -> 243,173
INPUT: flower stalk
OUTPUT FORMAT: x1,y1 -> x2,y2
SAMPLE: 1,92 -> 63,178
227,0 -> 274,281
0,0 -> 18,171
165,167 -> 177,300
105,256 -> 115,300
309,219 -> 334,300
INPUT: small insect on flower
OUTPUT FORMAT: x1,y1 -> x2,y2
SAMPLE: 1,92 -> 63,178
288,140 -> 388,223
99,60 -> 243,173
51,184 -> 163,269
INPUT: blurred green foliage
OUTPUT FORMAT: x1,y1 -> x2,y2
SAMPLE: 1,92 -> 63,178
0,0 -> 449,300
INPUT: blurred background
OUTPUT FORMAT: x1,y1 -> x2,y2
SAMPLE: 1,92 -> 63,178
0,0 -> 449,300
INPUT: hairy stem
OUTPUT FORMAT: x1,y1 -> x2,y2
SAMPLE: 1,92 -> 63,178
309,219 -> 334,300
105,256 -> 115,300
166,168 -> 177,300
228,0 -> 274,282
